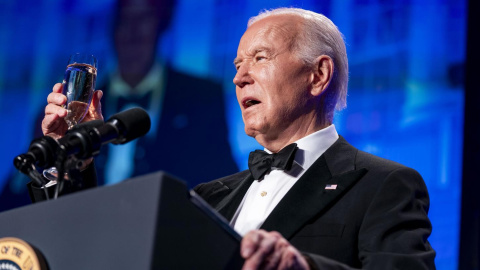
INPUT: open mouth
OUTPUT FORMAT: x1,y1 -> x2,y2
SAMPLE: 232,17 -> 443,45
243,99 -> 261,109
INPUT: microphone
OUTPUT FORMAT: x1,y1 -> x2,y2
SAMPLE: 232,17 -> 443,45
14,107 -> 151,170
93,107 -> 152,145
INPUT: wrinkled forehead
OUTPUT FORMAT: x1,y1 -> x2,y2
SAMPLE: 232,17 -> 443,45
238,14 -> 302,53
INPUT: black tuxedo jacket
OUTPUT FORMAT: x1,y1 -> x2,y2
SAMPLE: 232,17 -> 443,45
194,136 -> 436,269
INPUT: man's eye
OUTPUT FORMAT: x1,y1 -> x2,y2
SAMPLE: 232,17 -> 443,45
255,56 -> 266,61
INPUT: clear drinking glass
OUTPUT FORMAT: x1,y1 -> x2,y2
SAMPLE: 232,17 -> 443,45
43,53 -> 97,182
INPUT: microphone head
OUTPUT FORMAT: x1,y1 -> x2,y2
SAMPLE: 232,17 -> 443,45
107,107 -> 151,144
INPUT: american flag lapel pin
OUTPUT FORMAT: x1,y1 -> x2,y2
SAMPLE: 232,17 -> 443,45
325,184 -> 337,190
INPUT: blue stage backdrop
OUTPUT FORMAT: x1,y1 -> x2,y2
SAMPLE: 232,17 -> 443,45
0,0 -> 465,269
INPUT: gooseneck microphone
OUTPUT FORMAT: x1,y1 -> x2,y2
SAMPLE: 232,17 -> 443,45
14,107 -> 151,173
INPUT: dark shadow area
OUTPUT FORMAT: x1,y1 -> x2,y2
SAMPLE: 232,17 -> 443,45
459,0 -> 480,268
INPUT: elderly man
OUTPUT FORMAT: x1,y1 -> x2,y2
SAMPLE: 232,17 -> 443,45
193,8 -> 436,270
38,7 -> 435,270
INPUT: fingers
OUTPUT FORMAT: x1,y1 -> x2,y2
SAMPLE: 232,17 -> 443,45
42,113 -> 59,130
241,230 -> 263,258
83,90 -> 104,122
41,113 -> 67,139
91,90 -> 104,120
52,82 -> 63,93
45,103 -> 67,118
41,83 -> 68,138
277,246 -> 310,270
242,230 -> 279,270
42,84 -> 104,137
263,237 -> 290,270
241,230 -> 310,270
47,83 -> 67,117
46,91 -> 67,106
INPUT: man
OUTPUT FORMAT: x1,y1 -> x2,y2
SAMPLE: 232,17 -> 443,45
96,0 -> 238,186
38,7 -> 435,270
193,8 -> 435,269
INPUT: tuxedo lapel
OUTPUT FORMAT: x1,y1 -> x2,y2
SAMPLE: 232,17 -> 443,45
261,137 -> 367,240
215,174 -> 254,221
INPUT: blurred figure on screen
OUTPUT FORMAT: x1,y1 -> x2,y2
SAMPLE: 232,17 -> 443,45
95,0 -> 238,186
0,0 -> 237,212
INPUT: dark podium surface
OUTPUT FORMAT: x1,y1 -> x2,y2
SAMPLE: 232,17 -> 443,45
0,172 -> 242,269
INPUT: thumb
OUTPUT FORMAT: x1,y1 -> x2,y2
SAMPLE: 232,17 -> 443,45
91,90 -> 104,120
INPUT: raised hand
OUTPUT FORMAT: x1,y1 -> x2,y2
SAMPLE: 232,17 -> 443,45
42,83 -> 103,139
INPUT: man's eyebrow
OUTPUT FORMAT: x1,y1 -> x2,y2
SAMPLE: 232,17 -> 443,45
233,47 -> 273,65
252,47 -> 272,55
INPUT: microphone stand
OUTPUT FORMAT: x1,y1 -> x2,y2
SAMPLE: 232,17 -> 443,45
52,145 -> 87,200
53,146 -> 67,199
13,154 -> 47,187
14,141 -> 86,200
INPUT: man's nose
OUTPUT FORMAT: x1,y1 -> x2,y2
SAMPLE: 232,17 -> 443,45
233,63 -> 254,87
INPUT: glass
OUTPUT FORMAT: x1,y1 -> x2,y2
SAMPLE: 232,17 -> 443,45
43,53 -> 97,182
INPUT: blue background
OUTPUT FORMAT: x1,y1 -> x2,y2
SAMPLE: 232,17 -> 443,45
0,0 -> 465,269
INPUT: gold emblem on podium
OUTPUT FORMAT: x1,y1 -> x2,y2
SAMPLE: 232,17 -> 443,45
0,237 -> 47,270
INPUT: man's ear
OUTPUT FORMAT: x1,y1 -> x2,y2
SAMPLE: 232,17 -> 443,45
310,55 -> 334,97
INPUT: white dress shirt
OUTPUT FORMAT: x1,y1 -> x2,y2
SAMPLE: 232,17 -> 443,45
231,125 -> 339,236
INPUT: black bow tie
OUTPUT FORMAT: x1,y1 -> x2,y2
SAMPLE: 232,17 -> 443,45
248,143 -> 298,180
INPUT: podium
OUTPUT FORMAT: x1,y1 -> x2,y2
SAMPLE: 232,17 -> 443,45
0,172 -> 243,269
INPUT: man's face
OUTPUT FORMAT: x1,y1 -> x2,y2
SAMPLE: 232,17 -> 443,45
114,6 -> 161,79
234,15 -> 315,146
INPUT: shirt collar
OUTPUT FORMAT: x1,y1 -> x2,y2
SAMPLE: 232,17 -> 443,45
263,125 -> 338,170
293,124 -> 339,169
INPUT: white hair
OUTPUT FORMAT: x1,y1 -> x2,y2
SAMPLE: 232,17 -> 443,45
248,8 -> 348,114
